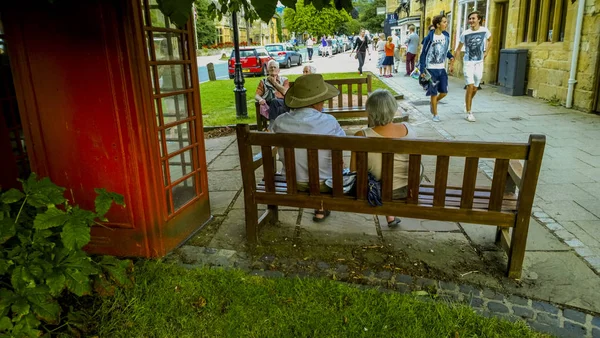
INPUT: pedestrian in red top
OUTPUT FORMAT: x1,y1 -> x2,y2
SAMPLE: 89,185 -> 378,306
381,36 -> 395,77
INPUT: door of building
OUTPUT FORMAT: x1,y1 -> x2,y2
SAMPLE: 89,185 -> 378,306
493,1 -> 509,84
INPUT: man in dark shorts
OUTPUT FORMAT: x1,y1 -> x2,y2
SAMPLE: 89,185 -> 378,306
419,15 -> 455,122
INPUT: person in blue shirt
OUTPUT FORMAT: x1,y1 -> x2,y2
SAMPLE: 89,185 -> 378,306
419,15 -> 455,122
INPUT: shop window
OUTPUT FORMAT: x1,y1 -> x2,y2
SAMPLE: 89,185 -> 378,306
520,0 -> 567,43
455,0 -> 488,49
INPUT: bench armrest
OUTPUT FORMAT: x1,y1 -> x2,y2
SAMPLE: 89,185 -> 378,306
252,146 -> 278,170
508,160 -> 523,187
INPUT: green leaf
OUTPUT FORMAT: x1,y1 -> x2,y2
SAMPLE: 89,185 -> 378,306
24,286 -> 60,324
0,218 -> 16,244
250,0 -> 277,22
93,188 -> 125,220
46,272 -> 66,296
97,256 -> 132,286
33,206 -> 68,230
0,289 -> 17,318
0,203 -> 10,220
61,220 -> 91,250
11,266 -> 36,291
0,188 -> 25,204
11,298 -> 30,318
21,174 -> 66,208
0,316 -> 13,331
11,313 -> 41,337
64,268 -> 92,297
0,258 -> 13,275
157,0 -> 195,28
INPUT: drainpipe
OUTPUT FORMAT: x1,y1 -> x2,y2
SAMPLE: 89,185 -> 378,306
566,0 -> 586,108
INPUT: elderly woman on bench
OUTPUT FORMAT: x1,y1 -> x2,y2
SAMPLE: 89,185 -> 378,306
350,89 -> 419,227
255,60 -> 290,125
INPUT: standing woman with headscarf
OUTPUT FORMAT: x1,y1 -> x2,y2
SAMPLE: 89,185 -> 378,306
350,29 -> 370,76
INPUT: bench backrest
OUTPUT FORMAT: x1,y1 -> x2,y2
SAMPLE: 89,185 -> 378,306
236,124 -> 545,228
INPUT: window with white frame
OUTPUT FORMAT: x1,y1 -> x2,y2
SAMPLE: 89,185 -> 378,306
454,0 -> 489,49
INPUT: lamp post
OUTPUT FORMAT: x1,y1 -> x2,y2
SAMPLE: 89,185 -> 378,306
231,12 -> 248,118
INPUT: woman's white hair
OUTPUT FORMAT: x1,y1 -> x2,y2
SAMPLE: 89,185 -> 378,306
267,59 -> 279,69
366,89 -> 397,126
303,65 -> 317,74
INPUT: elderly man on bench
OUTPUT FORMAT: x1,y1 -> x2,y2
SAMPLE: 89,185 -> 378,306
270,74 -> 345,222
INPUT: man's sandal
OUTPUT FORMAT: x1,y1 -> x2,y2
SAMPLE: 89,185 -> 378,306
313,210 -> 331,222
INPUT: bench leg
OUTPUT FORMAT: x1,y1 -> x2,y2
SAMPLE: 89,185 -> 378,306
267,205 -> 279,224
245,199 -> 259,244
507,217 -> 530,279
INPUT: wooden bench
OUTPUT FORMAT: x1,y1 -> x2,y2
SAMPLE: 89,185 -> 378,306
255,75 -> 373,130
236,124 -> 546,279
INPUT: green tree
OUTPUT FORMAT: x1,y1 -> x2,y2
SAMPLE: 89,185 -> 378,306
355,0 -> 386,33
194,0 -> 217,47
338,18 -> 361,36
283,1 -> 352,37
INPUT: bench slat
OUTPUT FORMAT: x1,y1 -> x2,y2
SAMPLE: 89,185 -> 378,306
261,146 -> 275,193
358,83 -> 363,106
356,152 -> 368,200
284,148 -> 297,194
434,156 -> 450,207
332,150 -> 344,197
461,157 -> 479,209
407,155 -> 421,204
347,84 -> 352,107
381,153 -> 394,202
489,159 -> 510,211
337,84 -> 343,107
255,192 -> 516,227
307,149 -> 321,195
246,132 -> 530,159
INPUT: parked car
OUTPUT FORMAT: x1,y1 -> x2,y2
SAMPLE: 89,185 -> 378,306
265,43 -> 302,68
228,47 -> 272,79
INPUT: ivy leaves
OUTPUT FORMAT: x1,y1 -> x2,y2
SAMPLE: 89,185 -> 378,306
0,174 -> 130,336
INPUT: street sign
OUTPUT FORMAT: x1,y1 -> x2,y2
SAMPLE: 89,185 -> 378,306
376,7 -> 386,15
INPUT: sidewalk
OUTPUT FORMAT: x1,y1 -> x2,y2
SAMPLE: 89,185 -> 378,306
179,68 -> 600,337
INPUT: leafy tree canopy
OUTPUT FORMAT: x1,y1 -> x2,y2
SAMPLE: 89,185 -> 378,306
283,1 -> 352,37
354,0 -> 386,33
194,0 -> 217,46
156,0 -> 354,27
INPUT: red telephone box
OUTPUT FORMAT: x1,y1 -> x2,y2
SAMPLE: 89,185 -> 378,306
0,0 -> 211,257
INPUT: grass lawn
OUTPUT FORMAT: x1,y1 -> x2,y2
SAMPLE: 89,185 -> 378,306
91,261 -> 545,337
200,72 -> 393,127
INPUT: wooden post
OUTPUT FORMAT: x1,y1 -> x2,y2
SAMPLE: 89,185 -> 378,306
207,62 -> 216,81
507,135 -> 545,279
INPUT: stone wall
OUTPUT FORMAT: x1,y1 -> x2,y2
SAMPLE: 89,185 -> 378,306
503,0 -> 598,111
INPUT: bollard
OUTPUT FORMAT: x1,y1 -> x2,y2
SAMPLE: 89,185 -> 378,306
207,62 -> 216,81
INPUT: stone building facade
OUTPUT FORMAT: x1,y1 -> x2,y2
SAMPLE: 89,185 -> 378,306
388,0 -> 600,112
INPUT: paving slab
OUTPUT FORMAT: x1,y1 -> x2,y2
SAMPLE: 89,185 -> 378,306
298,211 -> 380,245
208,170 -> 243,191
209,190 -> 238,216
501,251 -> 600,313
208,209 -> 248,250
204,135 -> 236,151
207,154 -> 241,171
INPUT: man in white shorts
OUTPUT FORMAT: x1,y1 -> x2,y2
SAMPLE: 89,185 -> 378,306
454,11 -> 491,122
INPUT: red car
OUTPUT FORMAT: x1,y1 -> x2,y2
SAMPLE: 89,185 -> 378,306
228,47 -> 273,79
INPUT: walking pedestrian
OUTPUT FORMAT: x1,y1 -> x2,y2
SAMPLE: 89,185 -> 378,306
376,33 -> 386,76
350,29 -> 370,76
392,31 -> 401,73
306,35 -> 314,61
404,26 -> 419,76
454,11 -> 492,122
418,15 -> 455,122
321,36 -> 327,57
326,36 -> 333,57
